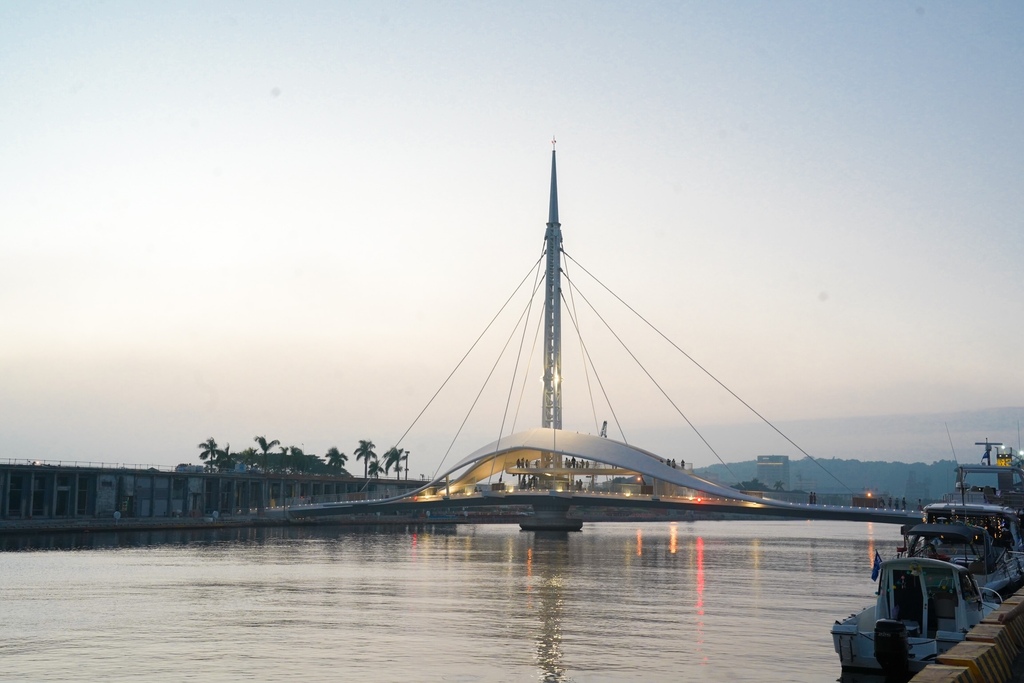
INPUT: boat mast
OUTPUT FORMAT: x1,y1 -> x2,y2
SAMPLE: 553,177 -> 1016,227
542,141 -> 562,430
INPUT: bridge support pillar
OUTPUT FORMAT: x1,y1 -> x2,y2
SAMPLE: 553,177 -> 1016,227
520,500 -> 583,532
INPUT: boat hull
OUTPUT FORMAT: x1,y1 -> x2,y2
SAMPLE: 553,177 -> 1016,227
832,616 -> 966,674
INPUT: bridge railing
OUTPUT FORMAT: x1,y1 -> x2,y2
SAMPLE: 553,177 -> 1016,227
283,489 -> 404,507
0,458 -> 180,472
278,485 -> 926,513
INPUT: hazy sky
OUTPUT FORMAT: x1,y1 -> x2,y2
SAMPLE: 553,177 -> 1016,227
2,1 -> 1022,475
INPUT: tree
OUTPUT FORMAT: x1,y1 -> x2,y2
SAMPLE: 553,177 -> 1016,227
238,447 -> 259,471
773,480 -> 785,492
214,443 -> 235,472
400,449 -> 409,480
367,453 -> 382,478
383,446 -> 402,477
254,435 -> 280,473
197,437 -> 220,472
354,439 -> 376,479
325,447 -> 348,474
288,446 -> 306,473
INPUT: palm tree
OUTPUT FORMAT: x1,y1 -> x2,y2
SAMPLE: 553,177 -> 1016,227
254,435 -> 280,473
197,437 -> 219,472
276,445 -> 289,473
367,454 -> 382,478
215,443 -> 235,472
238,447 -> 259,471
354,439 -> 376,479
400,449 -> 409,480
383,446 -> 401,477
325,447 -> 348,474
289,446 -> 318,474
773,480 -> 785,492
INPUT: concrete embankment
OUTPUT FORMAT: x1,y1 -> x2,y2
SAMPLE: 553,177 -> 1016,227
909,589 -> 1024,683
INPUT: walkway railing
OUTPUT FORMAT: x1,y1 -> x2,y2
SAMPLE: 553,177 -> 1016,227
282,486 -> 922,516
0,458 -> 180,472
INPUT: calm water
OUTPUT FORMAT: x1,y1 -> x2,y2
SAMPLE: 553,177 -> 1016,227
0,520 -> 901,682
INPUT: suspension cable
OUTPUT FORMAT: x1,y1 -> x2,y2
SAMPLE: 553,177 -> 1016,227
563,272 -> 734,478
382,255 -> 542,480
563,253 -> 601,435
562,250 -> 854,494
487,255 -> 546,482
559,289 -> 627,444
510,271 -> 547,435
436,272 -> 547,479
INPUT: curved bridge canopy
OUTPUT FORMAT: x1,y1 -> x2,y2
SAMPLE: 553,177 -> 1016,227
293,428 -> 893,518
445,428 -> 770,504
288,427 -> 919,524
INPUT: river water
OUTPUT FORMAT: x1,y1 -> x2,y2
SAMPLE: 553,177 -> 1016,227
0,519 -> 900,682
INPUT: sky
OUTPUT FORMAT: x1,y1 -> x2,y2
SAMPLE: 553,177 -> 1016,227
1,1 -> 1022,476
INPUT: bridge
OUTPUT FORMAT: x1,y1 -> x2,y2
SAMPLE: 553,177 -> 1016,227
290,146 -> 915,531
286,427 -> 920,528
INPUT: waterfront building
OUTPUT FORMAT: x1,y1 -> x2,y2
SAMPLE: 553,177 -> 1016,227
756,455 -> 790,490
0,461 -> 421,521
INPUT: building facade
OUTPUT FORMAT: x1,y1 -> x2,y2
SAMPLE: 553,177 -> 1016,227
756,455 -> 790,490
0,462 -> 421,521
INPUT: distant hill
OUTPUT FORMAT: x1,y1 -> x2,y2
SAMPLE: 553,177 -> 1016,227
634,406 -> 1022,467
694,457 -> 959,502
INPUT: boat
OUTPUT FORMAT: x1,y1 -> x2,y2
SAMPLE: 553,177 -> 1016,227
944,440 -> 1024,514
924,501 -> 1024,549
900,521 -> 1024,595
832,556 -> 1001,676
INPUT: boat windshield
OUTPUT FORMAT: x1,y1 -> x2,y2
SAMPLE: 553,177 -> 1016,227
921,565 -> 957,596
960,571 -> 981,604
927,511 -> 1017,549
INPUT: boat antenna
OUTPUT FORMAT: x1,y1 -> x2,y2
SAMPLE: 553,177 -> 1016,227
945,423 -> 958,464
945,423 -> 965,507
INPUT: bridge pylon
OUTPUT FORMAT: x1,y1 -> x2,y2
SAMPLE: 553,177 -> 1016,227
519,497 -> 583,532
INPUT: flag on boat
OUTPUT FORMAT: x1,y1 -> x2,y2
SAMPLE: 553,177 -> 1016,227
870,550 -> 882,581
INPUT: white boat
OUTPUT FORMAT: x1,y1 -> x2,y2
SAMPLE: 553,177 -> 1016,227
921,499 -> 1024,589
901,521 -> 1024,595
832,556 -> 1001,676
944,442 -> 1024,513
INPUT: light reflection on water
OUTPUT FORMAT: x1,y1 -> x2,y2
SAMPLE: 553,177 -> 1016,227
0,520 -> 898,682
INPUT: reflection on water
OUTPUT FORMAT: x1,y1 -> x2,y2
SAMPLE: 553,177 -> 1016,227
531,532 -> 571,682
0,520 -> 902,682
696,535 -> 706,665
0,523 -> 458,552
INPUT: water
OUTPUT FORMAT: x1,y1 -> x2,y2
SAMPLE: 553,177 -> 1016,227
0,519 -> 900,682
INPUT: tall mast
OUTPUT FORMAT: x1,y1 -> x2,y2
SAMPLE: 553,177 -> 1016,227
542,143 -> 562,429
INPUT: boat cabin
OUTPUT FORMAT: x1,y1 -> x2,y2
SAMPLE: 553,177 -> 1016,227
949,463 -> 1024,511
924,503 -> 1024,553
904,523 -> 995,572
874,558 -> 985,638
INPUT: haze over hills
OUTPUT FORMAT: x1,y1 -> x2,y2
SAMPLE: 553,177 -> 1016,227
638,406 -> 1023,469
695,457 -> 957,502
685,406 -> 1023,500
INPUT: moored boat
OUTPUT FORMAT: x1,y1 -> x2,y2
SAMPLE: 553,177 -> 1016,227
901,521 -> 1024,595
832,556 -> 1001,676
